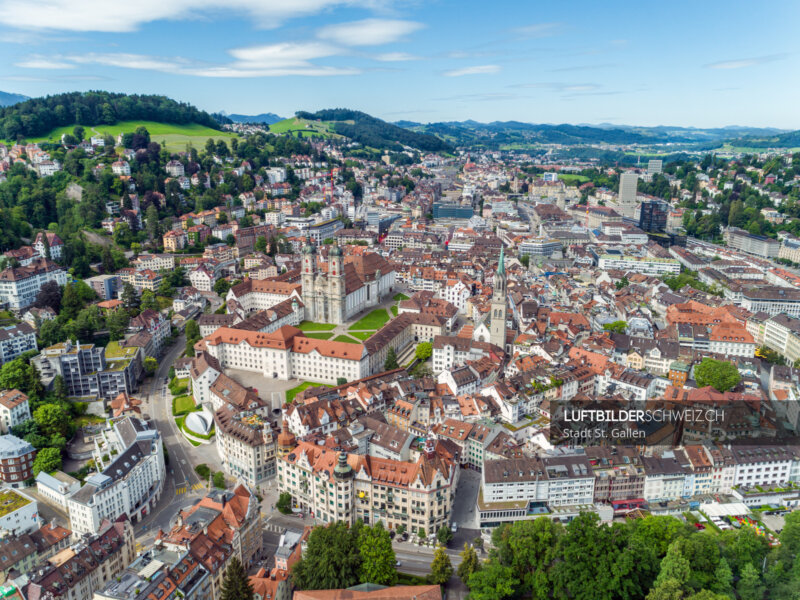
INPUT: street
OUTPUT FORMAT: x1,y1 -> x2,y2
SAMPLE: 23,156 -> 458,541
133,331 -> 206,546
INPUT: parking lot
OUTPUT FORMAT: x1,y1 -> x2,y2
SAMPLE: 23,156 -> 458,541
761,513 -> 786,534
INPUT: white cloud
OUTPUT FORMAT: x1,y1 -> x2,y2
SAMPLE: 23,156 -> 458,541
229,41 -> 341,67
512,22 -> 562,38
0,0 -> 390,32
317,18 -> 423,46
14,56 -> 75,69
374,52 -> 419,62
43,47 -> 360,78
443,64 -> 500,77
705,54 -> 788,69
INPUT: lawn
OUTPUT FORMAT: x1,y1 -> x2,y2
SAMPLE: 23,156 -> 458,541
27,120 -> 240,152
350,331 -> 374,341
286,381 -> 326,403
304,332 -> 333,340
269,117 -> 342,139
393,293 -> 410,301
557,174 -> 590,183
333,334 -> 362,344
348,309 -> 391,331
173,395 -> 196,415
298,321 -> 337,331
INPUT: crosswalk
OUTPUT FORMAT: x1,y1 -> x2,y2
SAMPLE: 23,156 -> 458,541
175,483 -> 206,495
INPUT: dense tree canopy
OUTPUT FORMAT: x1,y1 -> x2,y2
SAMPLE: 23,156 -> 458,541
0,91 -> 222,139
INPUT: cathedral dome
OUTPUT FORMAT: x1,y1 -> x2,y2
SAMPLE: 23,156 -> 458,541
329,244 -> 343,257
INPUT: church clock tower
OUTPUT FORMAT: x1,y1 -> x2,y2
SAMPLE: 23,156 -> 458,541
489,246 -> 508,349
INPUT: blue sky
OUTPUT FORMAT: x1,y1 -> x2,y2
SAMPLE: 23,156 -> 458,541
0,0 -> 798,128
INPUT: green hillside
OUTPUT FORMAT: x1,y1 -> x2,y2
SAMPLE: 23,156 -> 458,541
29,120 -> 238,152
269,117 -> 342,139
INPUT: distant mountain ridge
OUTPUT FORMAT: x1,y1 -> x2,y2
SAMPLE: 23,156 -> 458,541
226,112 -> 283,125
0,91 -> 29,107
396,119 -> 794,148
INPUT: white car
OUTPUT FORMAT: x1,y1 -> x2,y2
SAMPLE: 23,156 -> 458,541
452,522 -> 458,533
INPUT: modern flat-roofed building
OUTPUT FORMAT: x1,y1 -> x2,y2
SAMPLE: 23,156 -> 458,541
725,227 -> 780,258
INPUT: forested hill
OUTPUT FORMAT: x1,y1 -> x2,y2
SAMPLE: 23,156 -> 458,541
295,108 -> 453,152
0,91 -> 222,140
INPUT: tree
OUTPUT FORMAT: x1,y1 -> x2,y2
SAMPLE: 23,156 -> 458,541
415,342 -> 432,361
214,278 -> 231,297
144,357 -> 158,376
291,522 -> 361,590
417,527 -> 426,540
220,556 -> 254,600
121,282 -> 139,311
101,246 -> 114,273
213,471 -> 226,488
146,204 -> 160,240
255,235 -> 268,254
437,525 -> 453,546
384,347 -> 399,370
428,545 -> 453,585
336,377 -> 348,386
467,562 -> 518,600
654,542 -> 691,589
276,492 -> 292,514
34,404 -> 71,437
603,320 -> 627,334
140,290 -> 159,311
358,522 -> 397,585
457,543 -> 480,583
694,358 -> 741,392
32,447 -> 62,476
34,280 -> 62,312
107,308 -> 131,341
736,562 -> 765,600
61,281 -> 86,319
519,254 -> 530,268
185,319 -> 201,343
53,375 -> 68,402
711,558 -> 733,596
616,276 -> 629,290
0,358 -> 34,393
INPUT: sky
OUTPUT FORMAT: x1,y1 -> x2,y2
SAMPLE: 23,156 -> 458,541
0,0 -> 799,128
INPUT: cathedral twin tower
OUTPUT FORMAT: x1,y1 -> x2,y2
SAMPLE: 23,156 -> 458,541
301,241 -> 347,325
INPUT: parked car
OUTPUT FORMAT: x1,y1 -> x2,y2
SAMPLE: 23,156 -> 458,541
452,522 -> 458,533
694,523 -> 705,530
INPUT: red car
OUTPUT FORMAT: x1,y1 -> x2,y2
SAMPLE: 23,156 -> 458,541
694,523 -> 706,530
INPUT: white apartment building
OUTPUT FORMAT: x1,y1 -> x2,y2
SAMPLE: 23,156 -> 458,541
741,286 -> 800,318
0,488 -> 39,535
478,456 -> 594,526
642,454 -> 688,502
200,326 -> 370,385
763,313 -> 800,363
730,446 -> 796,488
0,322 -> 37,365
0,389 -> 31,434
0,258 -> 68,311
597,255 -> 680,276
226,280 -> 302,313
66,417 -> 165,535
35,470 -> 80,509
132,253 -> 175,272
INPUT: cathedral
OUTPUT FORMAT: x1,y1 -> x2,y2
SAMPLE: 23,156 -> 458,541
301,242 -> 396,325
